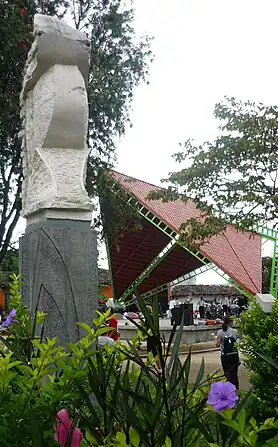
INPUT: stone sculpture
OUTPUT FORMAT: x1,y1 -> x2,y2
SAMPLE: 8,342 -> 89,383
19,15 -> 98,345
20,14 -> 92,225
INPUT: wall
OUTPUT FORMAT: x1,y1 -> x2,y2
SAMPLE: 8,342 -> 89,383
119,323 -> 220,345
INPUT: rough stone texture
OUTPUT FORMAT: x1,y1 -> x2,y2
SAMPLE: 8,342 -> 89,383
19,219 -> 98,345
20,14 -> 92,221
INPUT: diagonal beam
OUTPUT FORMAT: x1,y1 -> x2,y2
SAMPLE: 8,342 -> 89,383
141,264 -> 213,299
109,181 -> 254,300
119,237 -> 178,302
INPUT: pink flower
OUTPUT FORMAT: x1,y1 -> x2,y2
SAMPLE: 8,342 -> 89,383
54,409 -> 82,447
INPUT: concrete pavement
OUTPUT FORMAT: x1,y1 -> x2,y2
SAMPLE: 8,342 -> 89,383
184,350 -> 251,390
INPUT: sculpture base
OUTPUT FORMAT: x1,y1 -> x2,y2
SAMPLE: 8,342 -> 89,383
19,218 -> 98,346
26,209 -> 92,226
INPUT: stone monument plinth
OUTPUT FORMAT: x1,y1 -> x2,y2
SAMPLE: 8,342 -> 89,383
19,15 -> 97,344
254,293 -> 275,313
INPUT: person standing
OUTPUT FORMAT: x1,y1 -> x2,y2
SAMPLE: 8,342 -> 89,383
108,315 -> 119,341
222,296 -> 229,316
198,297 -> 205,319
169,296 -> 178,325
145,305 -> 162,373
215,316 -> 239,389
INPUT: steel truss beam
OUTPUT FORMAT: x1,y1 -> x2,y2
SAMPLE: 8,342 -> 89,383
141,263 -> 213,299
119,237 -> 178,301
254,225 -> 278,298
109,182 -> 254,300
255,225 -> 278,241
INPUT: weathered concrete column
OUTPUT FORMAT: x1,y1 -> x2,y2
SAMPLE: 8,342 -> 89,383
19,220 -> 98,345
19,15 -> 98,344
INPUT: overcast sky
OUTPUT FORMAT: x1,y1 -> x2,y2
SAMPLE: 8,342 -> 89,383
16,0 -> 276,284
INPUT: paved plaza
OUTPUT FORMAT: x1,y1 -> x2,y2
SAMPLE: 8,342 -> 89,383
186,350 -> 251,390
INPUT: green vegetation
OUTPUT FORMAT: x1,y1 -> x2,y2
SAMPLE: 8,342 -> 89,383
149,97 -> 278,243
0,276 -> 277,446
239,298 -> 278,423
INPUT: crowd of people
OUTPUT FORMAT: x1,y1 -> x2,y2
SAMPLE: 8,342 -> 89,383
196,295 -> 248,319
166,294 -> 248,324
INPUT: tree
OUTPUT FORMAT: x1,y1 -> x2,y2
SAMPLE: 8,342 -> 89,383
149,97 -> 278,243
0,0 -> 152,265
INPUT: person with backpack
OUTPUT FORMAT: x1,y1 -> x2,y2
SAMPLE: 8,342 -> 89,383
215,316 -> 239,389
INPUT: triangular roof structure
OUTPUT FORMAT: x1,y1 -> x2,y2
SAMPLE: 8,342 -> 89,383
102,171 -> 262,299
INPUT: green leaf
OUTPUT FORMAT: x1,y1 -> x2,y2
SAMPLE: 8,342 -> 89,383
164,437 -> 172,447
249,417 -> 258,432
77,322 -> 92,333
237,409 -> 246,434
222,419 -> 240,433
152,296 -> 160,333
192,357 -> 205,390
168,313 -> 184,374
129,427 -> 140,447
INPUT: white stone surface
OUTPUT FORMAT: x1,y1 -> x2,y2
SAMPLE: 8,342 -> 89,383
20,14 -> 92,222
255,293 -> 275,313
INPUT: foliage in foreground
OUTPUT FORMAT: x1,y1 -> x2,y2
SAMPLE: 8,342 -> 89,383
239,297 -> 278,422
1,275 -> 278,446
148,97 -> 278,243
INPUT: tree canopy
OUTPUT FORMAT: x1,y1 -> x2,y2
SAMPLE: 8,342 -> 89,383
0,0 -> 152,265
150,97 -> 278,242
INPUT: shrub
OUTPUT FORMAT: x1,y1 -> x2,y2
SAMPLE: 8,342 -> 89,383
239,297 -> 278,422
1,276 -> 278,446
0,274 -> 114,446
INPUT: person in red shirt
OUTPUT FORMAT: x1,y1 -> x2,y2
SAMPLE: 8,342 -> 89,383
107,316 -> 119,341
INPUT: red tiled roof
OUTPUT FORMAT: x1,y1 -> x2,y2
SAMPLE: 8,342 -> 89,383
107,171 -> 262,296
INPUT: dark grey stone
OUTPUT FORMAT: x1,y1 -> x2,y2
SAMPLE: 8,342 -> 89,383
19,219 -> 98,345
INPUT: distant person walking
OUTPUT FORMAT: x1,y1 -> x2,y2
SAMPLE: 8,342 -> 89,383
222,296 -> 229,316
197,297 -> 205,319
215,316 -> 239,389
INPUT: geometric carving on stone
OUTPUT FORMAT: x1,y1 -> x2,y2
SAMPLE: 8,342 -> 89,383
20,14 -> 93,221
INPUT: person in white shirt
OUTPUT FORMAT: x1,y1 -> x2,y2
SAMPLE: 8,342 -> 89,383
197,297 -> 205,319
168,297 -> 178,324
222,296 -> 229,316
169,297 -> 178,310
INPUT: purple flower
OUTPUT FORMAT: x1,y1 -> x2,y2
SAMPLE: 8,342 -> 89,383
2,309 -> 17,328
207,381 -> 238,412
